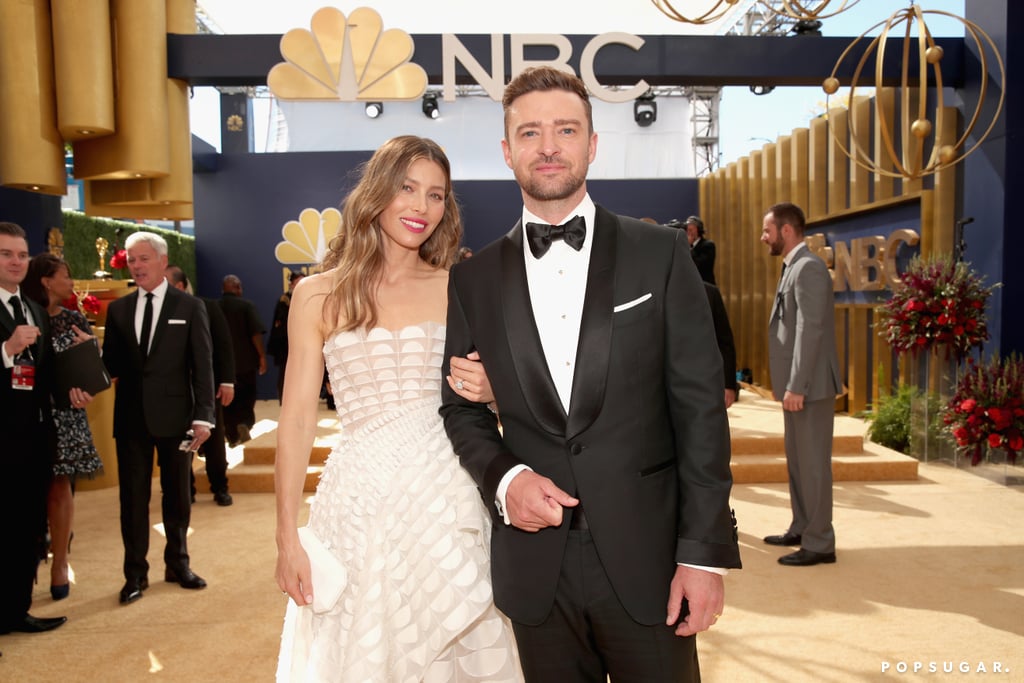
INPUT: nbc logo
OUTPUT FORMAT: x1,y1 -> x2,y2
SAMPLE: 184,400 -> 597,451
267,7 -> 427,101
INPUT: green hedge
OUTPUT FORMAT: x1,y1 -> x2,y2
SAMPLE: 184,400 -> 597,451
61,210 -> 196,288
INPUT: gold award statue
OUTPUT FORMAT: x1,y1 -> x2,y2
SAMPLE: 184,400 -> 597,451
94,237 -> 112,279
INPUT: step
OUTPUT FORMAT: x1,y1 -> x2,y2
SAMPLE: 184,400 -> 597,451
730,443 -> 919,484
195,463 -> 324,493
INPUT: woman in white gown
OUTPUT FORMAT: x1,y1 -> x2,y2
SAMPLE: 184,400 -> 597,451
275,136 -> 521,682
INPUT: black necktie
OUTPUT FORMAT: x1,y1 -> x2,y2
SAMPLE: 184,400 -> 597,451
9,295 -> 27,326
139,292 -> 154,357
525,215 -> 587,259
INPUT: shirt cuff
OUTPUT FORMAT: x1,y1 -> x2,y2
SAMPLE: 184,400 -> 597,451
192,420 -> 215,429
680,563 -> 729,576
495,464 -> 532,525
1,341 -> 13,368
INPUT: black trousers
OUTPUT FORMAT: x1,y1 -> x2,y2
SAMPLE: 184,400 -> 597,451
200,402 -> 229,493
223,369 -> 256,443
115,434 -> 193,580
0,434 -> 49,629
510,531 -> 699,683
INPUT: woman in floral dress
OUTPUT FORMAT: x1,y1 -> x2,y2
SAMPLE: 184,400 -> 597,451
23,254 -> 103,600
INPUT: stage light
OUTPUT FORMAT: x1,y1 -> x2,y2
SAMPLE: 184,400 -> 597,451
750,85 -> 776,96
364,102 -> 383,119
422,93 -> 440,119
633,92 -> 657,127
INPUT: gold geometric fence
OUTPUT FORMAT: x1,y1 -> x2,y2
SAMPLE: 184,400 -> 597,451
701,87 -> 959,414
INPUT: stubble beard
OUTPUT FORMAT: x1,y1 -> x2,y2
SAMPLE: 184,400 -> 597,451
516,166 -> 586,204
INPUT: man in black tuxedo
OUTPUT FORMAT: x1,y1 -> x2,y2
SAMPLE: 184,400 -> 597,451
166,265 -> 236,506
103,232 -> 215,604
0,222 -> 69,635
218,275 -> 266,446
685,216 -> 717,285
440,68 -> 740,682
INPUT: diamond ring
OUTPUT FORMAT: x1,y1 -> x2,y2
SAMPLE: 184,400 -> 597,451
455,380 -> 465,390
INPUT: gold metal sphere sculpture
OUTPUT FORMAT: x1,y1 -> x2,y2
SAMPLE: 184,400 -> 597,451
651,0 -> 741,25
824,5 -> 1004,181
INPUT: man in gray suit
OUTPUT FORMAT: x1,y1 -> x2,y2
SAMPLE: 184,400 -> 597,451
761,202 -> 843,567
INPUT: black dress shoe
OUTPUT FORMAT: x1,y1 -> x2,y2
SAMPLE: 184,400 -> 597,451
1,614 -> 67,634
165,566 -> 207,589
763,532 -> 802,546
119,577 -> 149,604
778,548 -> 837,566
213,491 -> 233,507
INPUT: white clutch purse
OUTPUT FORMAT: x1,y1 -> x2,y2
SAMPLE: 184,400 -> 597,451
297,526 -> 347,613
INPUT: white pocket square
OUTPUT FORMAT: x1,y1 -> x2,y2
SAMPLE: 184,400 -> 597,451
168,319 -> 187,325
613,293 -> 652,313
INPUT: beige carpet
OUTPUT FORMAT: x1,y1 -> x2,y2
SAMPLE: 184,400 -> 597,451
3,400 -> 1022,682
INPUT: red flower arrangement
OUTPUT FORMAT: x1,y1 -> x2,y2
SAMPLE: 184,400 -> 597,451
109,248 -> 128,270
877,254 -> 995,358
62,292 -> 101,318
942,353 -> 1024,465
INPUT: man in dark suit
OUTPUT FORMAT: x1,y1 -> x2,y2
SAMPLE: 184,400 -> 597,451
103,232 -> 215,604
705,282 -> 739,408
440,67 -> 740,682
686,215 -> 717,285
0,222 -> 68,635
762,202 -> 843,567
218,275 -> 266,446
166,266 -> 236,506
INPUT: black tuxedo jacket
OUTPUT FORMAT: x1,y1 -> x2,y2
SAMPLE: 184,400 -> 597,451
1,295 -> 56,445
102,285 -> 215,439
441,206 -> 741,626
691,237 -> 716,285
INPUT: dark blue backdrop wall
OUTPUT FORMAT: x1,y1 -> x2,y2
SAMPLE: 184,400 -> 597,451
193,150 -> 698,399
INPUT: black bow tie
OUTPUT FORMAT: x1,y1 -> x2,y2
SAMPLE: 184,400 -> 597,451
525,215 -> 587,259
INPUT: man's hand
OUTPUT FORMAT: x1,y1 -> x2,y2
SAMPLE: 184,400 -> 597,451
4,324 -> 40,357
258,356 -> 268,375
505,470 -> 578,532
217,384 -> 235,406
782,390 -> 805,412
666,565 -> 725,637
724,388 -> 737,409
188,423 -> 212,451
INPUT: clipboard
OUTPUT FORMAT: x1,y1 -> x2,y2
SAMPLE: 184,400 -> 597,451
54,338 -> 111,408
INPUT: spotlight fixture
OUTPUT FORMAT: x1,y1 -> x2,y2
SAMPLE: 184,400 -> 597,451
364,102 -> 383,119
749,85 -> 776,96
422,92 -> 440,119
792,19 -> 823,36
633,92 -> 657,127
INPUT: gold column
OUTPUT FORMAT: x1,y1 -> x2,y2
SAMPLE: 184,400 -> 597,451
82,0 -> 195,219
73,0 -> 170,180
808,117 -> 829,220
51,0 -> 115,139
849,96 -> 871,208
0,0 -> 65,195
827,107 -> 849,214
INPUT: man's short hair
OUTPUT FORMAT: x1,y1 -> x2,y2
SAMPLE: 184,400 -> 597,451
768,202 -> 806,235
502,66 -> 593,138
685,216 -> 705,237
0,221 -> 27,239
126,231 -> 168,256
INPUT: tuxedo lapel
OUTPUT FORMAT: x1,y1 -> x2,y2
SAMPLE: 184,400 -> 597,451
566,207 -> 616,440
501,222 -> 567,435
0,299 -> 14,334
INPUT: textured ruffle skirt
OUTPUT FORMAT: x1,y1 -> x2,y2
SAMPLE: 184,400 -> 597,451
277,399 -> 520,682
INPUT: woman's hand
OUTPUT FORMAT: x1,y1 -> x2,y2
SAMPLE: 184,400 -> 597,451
447,351 -> 495,404
276,531 -> 313,607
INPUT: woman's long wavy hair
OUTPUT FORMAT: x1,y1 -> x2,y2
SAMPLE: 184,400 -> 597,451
321,135 -> 462,333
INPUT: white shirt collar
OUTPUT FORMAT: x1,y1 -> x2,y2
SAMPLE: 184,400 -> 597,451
783,241 -> 807,268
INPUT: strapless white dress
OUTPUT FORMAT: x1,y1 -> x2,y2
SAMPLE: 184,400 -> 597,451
277,322 -> 521,682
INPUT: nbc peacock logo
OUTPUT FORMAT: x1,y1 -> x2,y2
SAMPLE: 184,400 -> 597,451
274,208 -> 342,265
267,7 -> 427,101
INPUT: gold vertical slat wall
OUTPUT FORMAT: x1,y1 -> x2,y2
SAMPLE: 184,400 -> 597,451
703,86 -> 955,414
